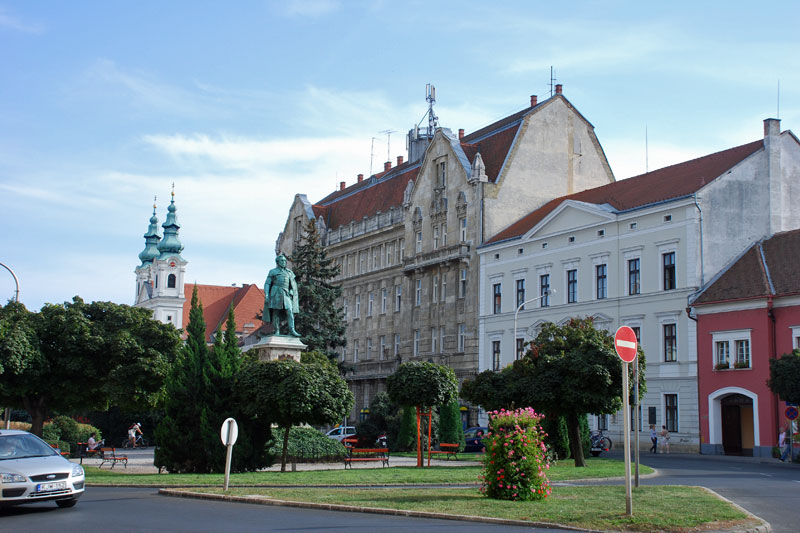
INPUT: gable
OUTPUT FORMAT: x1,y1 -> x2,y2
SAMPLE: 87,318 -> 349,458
526,201 -> 615,238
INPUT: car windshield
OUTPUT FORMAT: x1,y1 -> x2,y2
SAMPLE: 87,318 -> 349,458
0,434 -> 59,460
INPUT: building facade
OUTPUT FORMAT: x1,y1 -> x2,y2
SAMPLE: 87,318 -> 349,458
277,87 -> 615,421
478,119 -> 800,452
691,229 -> 800,457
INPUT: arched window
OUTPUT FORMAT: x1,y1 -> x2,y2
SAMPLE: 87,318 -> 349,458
167,274 -> 176,288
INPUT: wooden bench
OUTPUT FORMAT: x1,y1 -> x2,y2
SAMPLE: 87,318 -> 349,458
428,442 -> 460,460
98,447 -> 128,469
342,438 -> 390,469
76,442 -> 104,464
49,443 -> 70,458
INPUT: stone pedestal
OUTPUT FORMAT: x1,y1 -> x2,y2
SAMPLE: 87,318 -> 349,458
244,336 -> 306,362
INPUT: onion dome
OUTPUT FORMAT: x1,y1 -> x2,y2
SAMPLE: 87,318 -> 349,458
138,200 -> 161,266
157,187 -> 184,258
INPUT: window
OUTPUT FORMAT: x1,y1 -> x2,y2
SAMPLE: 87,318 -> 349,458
368,292 -> 374,316
663,252 -> 676,290
628,258 -> 641,295
493,283 -> 502,314
518,248 -> 524,255
438,160 -> 446,188
441,274 -> 447,301
395,285 -> 402,312
372,247 -> 379,270
596,264 -> 607,299
441,223 -> 447,246
458,323 -> 465,352
355,295 -> 360,318
167,274 -> 176,288
663,324 -> 677,362
492,341 -> 501,371
415,279 -> 422,306
597,415 -> 608,431
540,274 -> 550,307
440,327 -> 446,352
381,288 -> 387,314
568,235 -> 575,243
631,326 -> 641,343
413,330 -> 420,356
735,340 -> 750,368
386,243 -> 394,265
341,346 -> 347,361
542,242 -> 548,249
433,225 -> 439,249
460,217 -> 467,242
155,275 -> 158,288
354,340 -> 359,362
664,214 -> 672,222
359,251 -> 365,273
399,238 -> 405,262
432,275 -> 439,303
342,298 -> 348,320
516,338 -> 525,360
394,334 -> 400,357
629,222 -> 637,230
166,315 -> 173,322
415,231 -> 423,253
431,328 -> 437,352
597,229 -> 605,237
459,268 -> 467,298
567,269 -> 578,303
379,336 -> 386,360
516,279 -> 526,310
665,394 -> 678,432
715,341 -> 730,368
366,338 -> 373,359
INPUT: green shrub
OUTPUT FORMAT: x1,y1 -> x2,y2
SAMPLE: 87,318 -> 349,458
480,407 -> 551,501
579,415 -> 592,457
44,439 -> 71,454
268,427 -> 346,462
438,400 -> 465,450
540,415 -> 570,460
395,406 -> 417,451
51,415 -> 101,444
42,423 -> 61,441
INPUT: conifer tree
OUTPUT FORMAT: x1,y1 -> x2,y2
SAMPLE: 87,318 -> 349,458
289,219 -> 346,358
438,399 -> 465,449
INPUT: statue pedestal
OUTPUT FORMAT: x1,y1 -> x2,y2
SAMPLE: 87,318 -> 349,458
244,336 -> 306,362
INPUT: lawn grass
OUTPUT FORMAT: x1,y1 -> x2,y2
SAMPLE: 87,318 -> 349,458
84,457 -> 651,486
183,485 -> 753,532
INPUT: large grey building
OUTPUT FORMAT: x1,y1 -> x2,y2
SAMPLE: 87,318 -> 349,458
277,86 -> 614,422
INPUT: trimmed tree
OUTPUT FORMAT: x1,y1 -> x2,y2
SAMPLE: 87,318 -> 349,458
237,357 -> 353,472
438,399 -> 466,450
386,361 -> 458,467
290,219 -> 346,359
768,349 -> 800,404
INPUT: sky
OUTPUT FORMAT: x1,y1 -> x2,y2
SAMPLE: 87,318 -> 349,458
1,1 -> 798,311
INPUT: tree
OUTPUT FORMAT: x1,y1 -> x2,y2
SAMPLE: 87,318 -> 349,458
386,361 -> 458,466
0,298 -> 181,436
237,358 -> 353,472
438,399 -> 465,450
462,318 -> 645,467
768,349 -> 800,404
289,219 -> 346,359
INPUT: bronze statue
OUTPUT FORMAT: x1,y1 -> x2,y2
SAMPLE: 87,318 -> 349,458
263,255 -> 300,337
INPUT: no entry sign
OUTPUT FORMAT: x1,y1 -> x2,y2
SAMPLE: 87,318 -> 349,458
614,326 -> 638,363
786,406 -> 799,421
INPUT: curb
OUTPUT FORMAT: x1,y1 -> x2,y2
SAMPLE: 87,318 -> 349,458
696,486 -> 771,533
159,488 -> 596,532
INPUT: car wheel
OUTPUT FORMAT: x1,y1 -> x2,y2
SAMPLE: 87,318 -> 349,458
56,498 -> 79,508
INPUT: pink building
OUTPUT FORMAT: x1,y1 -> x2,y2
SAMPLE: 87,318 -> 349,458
691,229 -> 800,456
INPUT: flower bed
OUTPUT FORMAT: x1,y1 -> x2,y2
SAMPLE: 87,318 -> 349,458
480,407 -> 551,501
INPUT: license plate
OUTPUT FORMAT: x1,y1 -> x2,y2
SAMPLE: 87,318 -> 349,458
36,481 -> 66,492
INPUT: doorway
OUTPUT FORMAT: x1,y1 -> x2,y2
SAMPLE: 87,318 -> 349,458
721,394 -> 754,456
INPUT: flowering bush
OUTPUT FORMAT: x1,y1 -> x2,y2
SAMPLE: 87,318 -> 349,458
479,407 -> 551,501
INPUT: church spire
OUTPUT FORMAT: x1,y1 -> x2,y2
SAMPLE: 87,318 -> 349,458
157,184 -> 184,258
138,197 -> 161,265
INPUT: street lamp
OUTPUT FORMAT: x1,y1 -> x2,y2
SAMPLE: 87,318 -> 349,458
513,288 -> 555,362
0,261 -> 19,429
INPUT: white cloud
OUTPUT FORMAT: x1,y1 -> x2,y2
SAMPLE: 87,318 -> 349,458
282,0 -> 340,18
0,7 -> 43,34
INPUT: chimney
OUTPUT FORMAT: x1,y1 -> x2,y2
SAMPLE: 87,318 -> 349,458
555,84 -> 563,95
397,155 -> 404,166
530,95 -> 538,107
384,161 -> 391,172
340,181 -> 346,191
458,128 -> 464,140
357,174 -> 363,183
764,118 -> 783,233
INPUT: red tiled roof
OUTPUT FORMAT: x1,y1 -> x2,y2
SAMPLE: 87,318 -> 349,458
694,229 -> 800,304
460,124 -> 520,184
182,283 -> 265,342
486,139 -> 764,244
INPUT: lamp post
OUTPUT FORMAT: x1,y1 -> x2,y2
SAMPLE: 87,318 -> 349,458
513,288 -> 555,361
0,261 -> 20,429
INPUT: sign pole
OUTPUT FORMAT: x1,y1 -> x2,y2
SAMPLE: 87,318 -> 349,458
634,359 -> 640,487
623,361 -> 632,516
224,421 -> 234,491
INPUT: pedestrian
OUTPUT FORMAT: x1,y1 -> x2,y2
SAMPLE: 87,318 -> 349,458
779,426 -> 791,462
660,425 -> 670,454
649,424 -> 658,453
128,422 -> 142,448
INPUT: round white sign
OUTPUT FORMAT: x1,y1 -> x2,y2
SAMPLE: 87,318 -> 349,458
220,417 -> 238,446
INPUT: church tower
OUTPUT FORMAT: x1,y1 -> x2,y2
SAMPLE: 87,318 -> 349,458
134,189 -> 187,327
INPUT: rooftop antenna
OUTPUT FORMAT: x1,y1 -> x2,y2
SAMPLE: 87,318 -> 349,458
426,83 -> 438,137
645,125 -> 649,173
549,66 -> 557,97
777,79 -> 781,119
369,136 -> 377,177
379,129 -> 396,163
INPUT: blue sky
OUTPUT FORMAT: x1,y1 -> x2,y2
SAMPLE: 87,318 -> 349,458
1,1 -> 798,310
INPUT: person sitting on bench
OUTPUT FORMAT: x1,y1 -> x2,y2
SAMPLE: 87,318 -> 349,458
87,432 -> 103,451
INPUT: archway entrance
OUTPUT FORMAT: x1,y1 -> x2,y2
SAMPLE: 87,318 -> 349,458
721,394 -> 754,456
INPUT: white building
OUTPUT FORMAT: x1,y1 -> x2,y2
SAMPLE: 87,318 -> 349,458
477,118 -> 800,452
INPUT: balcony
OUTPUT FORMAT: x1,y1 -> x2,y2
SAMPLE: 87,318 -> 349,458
402,243 -> 470,273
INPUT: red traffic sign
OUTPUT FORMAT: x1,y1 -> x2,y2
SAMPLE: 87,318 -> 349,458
614,326 -> 638,363
786,406 -> 799,421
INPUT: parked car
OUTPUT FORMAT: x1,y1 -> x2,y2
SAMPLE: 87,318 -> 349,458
0,429 -> 85,508
463,426 -> 488,452
324,426 -> 357,442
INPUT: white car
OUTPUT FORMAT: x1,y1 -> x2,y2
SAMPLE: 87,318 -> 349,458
324,426 -> 356,442
0,429 -> 85,508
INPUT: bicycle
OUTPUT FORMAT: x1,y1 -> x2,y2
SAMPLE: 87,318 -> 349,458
121,434 -> 149,448
590,430 -> 612,457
